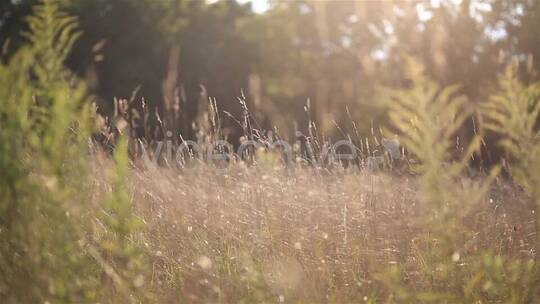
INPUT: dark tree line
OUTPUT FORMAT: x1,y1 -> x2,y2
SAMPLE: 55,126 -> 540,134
2,0 -> 539,148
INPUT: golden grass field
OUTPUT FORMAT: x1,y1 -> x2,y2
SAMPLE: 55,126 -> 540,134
90,156 -> 534,303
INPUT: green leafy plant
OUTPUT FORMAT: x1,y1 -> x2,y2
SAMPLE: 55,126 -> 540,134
478,62 -> 540,302
385,58 -> 496,231
482,62 -> 540,223
0,1 -> 151,302
91,138 -> 153,302
381,61 -> 538,303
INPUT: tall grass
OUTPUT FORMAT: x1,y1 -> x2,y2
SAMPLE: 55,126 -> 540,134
1,1 -> 540,303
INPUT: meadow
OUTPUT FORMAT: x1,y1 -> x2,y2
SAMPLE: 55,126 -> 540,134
1,1 -> 540,303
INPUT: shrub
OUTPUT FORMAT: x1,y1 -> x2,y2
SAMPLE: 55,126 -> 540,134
379,59 -> 540,303
483,62 -> 540,232
0,1 -> 150,302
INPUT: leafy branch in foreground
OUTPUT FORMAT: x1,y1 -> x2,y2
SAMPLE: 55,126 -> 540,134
90,138 -> 153,302
482,62 -> 540,248
0,1 -> 151,302
0,0 -> 93,301
378,59 -> 518,303
482,63 -> 540,199
386,59 -> 495,224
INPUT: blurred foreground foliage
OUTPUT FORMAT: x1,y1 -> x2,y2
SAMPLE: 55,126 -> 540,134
379,59 -> 540,303
0,1 -> 151,302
